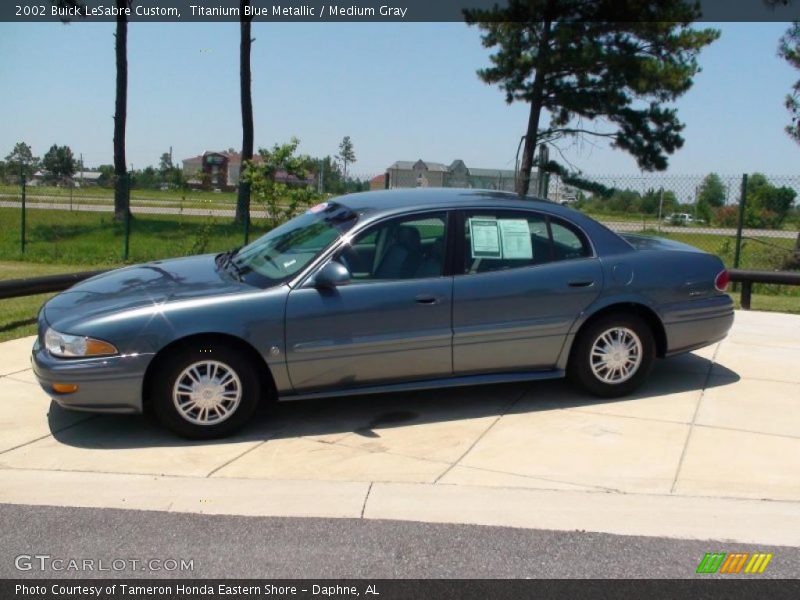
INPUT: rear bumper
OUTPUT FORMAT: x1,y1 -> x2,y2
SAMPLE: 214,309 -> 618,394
662,295 -> 735,356
31,339 -> 153,414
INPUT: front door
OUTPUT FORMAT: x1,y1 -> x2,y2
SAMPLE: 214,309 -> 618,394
285,211 -> 453,392
453,209 -> 602,374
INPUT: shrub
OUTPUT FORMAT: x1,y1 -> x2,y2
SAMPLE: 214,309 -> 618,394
714,206 -> 739,227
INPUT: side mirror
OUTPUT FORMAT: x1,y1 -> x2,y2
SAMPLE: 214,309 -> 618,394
313,260 -> 351,288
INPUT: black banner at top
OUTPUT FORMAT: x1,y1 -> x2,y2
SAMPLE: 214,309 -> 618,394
3,0 -> 800,23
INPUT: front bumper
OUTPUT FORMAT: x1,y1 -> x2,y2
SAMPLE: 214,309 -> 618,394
31,339 -> 154,414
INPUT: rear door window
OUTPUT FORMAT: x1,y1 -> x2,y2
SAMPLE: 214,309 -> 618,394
550,220 -> 592,261
461,210 -> 590,274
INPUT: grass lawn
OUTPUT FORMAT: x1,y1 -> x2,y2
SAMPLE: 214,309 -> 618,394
583,211 -> 646,223
0,207 -> 272,265
639,229 -> 796,271
732,293 -> 800,314
2,205 -> 793,269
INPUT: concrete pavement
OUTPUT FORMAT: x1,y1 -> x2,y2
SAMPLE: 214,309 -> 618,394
1,310 -> 800,545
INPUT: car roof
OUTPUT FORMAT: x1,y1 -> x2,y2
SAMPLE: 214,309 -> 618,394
336,188 -> 574,218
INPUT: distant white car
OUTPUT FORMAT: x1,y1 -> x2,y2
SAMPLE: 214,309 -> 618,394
665,213 -> 695,225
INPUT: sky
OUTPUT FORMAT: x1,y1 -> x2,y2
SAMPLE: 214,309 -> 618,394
0,21 -> 797,178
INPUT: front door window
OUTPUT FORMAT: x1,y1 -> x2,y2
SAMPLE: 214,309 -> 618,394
337,212 -> 447,281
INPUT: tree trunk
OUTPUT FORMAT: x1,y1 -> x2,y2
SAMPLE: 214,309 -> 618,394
235,3 -> 254,225
113,2 -> 129,222
516,19 -> 552,198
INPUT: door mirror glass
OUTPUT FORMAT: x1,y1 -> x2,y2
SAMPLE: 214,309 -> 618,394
313,260 -> 351,288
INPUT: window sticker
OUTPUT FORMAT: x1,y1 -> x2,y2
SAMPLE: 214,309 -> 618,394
498,219 -> 533,259
469,218 -> 501,258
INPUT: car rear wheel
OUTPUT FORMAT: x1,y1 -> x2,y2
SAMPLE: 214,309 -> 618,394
568,313 -> 655,398
152,343 -> 260,439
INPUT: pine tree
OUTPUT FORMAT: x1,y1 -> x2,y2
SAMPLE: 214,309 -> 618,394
779,22 -> 800,143
338,136 -> 356,181
464,0 -> 719,196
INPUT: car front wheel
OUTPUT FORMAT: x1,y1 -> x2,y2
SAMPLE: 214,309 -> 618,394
152,343 -> 260,439
568,313 -> 655,398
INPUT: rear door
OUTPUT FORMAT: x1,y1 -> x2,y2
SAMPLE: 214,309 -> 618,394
452,209 -> 602,374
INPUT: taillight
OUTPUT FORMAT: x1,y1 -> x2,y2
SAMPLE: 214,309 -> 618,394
715,269 -> 730,292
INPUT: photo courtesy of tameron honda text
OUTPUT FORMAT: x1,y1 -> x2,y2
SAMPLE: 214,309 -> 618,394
15,583 -> 360,596
16,584 -> 108,598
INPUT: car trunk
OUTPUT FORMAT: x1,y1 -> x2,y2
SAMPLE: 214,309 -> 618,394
620,234 -> 705,253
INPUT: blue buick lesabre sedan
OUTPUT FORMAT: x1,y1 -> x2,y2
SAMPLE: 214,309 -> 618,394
33,189 -> 734,438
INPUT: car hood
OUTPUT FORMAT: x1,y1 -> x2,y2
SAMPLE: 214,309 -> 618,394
43,254 -> 252,329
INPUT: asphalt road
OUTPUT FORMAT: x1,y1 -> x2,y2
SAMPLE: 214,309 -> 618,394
1,197 -> 797,239
1,503 -> 798,579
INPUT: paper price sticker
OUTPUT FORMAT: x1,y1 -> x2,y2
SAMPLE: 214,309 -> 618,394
469,217 -> 533,260
498,219 -> 533,259
468,219 -> 502,258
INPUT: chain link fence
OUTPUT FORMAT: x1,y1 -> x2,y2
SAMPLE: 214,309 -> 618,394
2,172 -> 798,278
0,177 -> 296,264
560,174 -> 800,274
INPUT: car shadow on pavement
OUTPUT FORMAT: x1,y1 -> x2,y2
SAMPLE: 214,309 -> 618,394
47,352 -> 739,450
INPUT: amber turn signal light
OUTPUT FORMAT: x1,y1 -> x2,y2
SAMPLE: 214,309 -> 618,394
85,339 -> 118,356
52,383 -> 79,394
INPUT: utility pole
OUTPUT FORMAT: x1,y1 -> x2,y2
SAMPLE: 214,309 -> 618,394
733,174 -> 748,271
536,144 -> 549,199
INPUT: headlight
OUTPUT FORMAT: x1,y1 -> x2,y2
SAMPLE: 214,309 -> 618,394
44,328 -> 118,358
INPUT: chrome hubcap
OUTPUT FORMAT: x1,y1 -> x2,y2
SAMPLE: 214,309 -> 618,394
590,327 -> 642,384
172,360 -> 242,425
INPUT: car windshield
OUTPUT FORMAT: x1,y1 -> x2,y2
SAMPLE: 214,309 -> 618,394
222,202 -> 358,287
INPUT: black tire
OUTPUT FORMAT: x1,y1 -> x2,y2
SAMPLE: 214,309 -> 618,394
568,313 -> 655,398
151,342 -> 260,439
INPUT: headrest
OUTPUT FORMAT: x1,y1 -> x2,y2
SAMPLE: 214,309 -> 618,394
429,237 -> 445,258
395,226 -> 422,249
